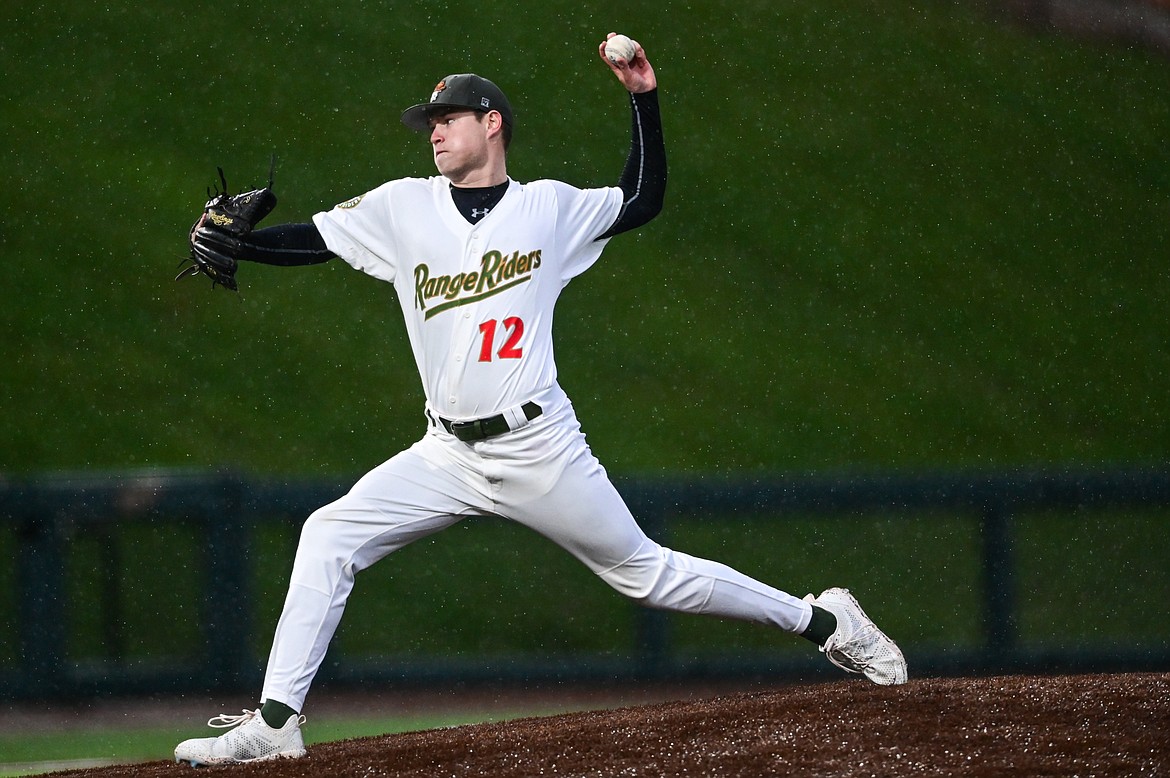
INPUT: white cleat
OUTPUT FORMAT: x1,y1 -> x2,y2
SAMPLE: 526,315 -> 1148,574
174,708 -> 307,767
805,587 -> 908,686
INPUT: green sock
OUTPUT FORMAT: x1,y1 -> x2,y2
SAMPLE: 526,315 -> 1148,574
260,700 -> 298,729
800,605 -> 838,646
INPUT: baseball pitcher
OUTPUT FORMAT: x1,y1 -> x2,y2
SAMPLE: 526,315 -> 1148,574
174,33 -> 907,767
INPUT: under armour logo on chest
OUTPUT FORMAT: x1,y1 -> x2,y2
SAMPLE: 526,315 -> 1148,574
470,207 -> 491,220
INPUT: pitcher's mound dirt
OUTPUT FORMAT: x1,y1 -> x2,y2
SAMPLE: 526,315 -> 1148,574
42,673 -> 1170,777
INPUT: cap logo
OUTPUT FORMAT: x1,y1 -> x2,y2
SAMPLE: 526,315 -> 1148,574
480,97 -> 491,109
429,80 -> 446,103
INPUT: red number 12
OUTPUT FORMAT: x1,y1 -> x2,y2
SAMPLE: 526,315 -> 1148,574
478,317 -> 524,362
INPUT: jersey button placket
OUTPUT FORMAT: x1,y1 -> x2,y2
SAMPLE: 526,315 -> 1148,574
446,233 -> 482,412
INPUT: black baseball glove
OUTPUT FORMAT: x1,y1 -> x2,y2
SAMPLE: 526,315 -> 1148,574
176,158 -> 277,291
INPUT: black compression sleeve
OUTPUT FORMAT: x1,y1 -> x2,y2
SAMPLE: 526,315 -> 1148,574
238,223 -> 337,266
599,89 -> 667,239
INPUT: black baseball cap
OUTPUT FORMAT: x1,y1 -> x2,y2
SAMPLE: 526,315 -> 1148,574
401,74 -> 514,132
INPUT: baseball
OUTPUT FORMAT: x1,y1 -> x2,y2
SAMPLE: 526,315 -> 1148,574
605,34 -> 637,64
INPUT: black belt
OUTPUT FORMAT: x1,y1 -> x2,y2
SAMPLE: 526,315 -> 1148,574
439,402 -> 542,442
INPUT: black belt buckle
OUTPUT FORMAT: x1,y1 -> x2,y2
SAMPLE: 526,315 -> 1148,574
449,418 -> 489,441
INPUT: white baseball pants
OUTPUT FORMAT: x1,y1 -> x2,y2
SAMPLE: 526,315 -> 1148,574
261,386 -> 811,711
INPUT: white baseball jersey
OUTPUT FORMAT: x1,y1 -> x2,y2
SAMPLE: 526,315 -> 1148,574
313,176 -> 623,420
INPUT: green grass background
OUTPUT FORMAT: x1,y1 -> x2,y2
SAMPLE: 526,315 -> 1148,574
0,709 -> 545,774
1,1 -> 1169,762
3,1 -> 1167,475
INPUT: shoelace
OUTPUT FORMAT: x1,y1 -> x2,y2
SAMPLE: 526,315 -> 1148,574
823,623 -> 883,674
207,709 -> 259,729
